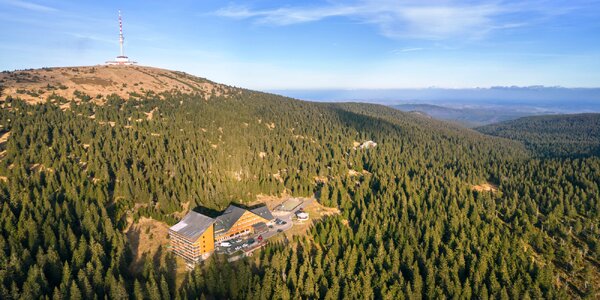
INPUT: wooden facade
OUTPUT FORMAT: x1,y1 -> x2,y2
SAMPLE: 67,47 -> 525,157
214,210 -> 269,242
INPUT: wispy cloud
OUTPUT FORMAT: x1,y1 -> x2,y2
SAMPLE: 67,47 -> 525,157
216,4 -> 360,25
65,32 -> 114,45
215,0 -> 578,40
392,47 -> 424,53
1,0 -> 57,12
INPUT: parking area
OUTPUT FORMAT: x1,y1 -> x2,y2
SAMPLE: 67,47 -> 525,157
216,198 -> 312,256
215,219 -> 288,255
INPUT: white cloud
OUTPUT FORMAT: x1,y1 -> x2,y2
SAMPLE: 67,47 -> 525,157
215,0 -> 575,40
0,0 -> 57,12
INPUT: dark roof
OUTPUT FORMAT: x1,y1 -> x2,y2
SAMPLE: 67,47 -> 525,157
250,206 -> 274,221
214,204 -> 247,233
252,222 -> 267,231
169,211 -> 215,241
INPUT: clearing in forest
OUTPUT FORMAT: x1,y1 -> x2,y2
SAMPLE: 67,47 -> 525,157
471,182 -> 499,192
280,198 -> 341,239
125,216 -> 189,287
249,194 -> 342,239
0,131 -> 10,144
126,217 -> 172,271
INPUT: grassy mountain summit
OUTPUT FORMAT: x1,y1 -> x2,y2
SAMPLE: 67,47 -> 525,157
0,65 -> 231,104
0,66 -> 598,299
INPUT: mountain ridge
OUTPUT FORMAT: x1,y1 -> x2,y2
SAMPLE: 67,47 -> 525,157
393,103 -> 548,127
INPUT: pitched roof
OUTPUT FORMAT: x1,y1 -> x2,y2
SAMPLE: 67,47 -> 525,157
169,211 -> 215,241
250,205 -> 274,221
214,204 -> 247,233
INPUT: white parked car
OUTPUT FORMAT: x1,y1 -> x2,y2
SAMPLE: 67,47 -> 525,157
220,242 -> 232,247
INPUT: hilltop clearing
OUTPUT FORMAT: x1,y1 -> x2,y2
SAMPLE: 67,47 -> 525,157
0,65 -> 233,104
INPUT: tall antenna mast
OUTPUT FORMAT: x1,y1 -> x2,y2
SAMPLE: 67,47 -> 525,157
106,10 -> 136,65
119,10 -> 124,57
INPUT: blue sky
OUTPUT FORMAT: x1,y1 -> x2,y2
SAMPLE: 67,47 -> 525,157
0,0 -> 599,89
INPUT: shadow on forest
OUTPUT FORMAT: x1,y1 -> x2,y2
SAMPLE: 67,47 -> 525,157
191,205 -> 223,218
192,202 -> 270,218
131,244 -> 178,291
126,225 -> 141,263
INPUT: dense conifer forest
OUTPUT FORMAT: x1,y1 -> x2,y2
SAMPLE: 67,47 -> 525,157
0,73 -> 598,299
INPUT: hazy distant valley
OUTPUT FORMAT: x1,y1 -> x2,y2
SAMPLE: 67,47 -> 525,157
274,87 -> 600,126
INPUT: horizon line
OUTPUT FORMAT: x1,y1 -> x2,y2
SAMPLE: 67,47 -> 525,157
2,64 -> 599,91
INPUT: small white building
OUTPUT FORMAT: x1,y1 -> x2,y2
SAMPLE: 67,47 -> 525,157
360,140 -> 377,149
296,212 -> 309,221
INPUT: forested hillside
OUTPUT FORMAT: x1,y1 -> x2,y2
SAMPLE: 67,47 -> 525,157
393,104 -> 532,127
0,67 -> 598,299
477,113 -> 600,157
